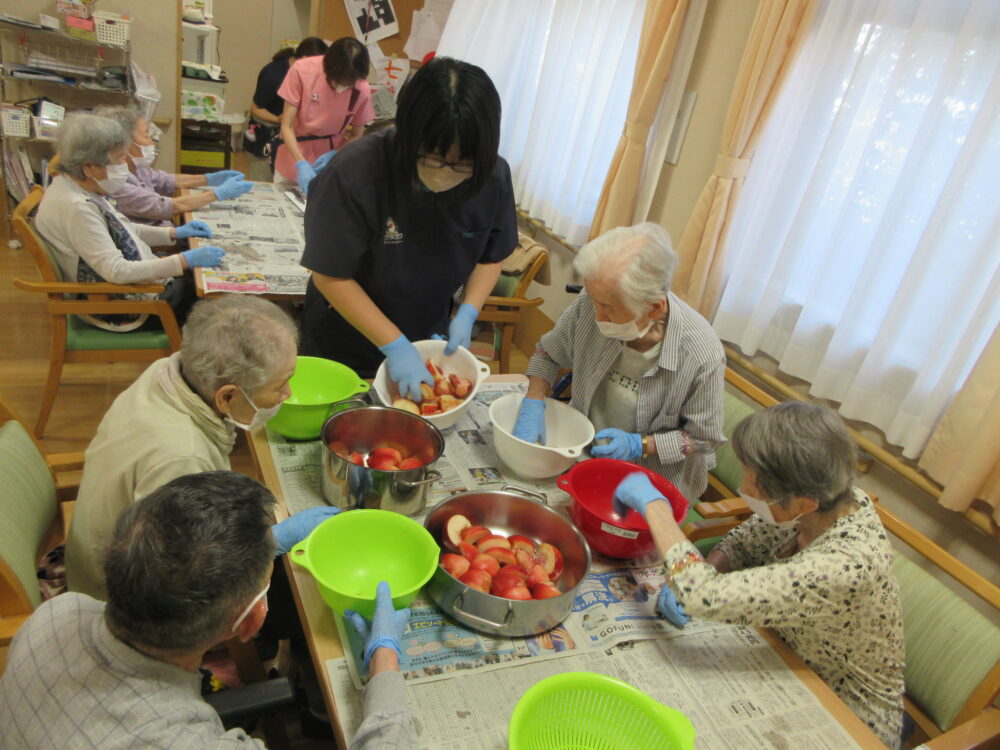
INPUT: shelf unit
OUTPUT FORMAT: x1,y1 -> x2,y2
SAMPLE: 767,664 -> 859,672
0,17 -> 133,223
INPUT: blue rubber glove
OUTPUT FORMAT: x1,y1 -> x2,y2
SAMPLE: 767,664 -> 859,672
345,581 -> 411,669
205,169 -> 245,187
512,398 -> 546,444
612,471 -> 665,519
296,160 -> 317,194
656,584 -> 690,628
181,245 -> 226,268
590,428 -> 644,461
379,334 -> 434,401
175,220 -> 212,240
311,150 -> 336,172
272,505 -> 342,556
212,176 -> 254,201
444,303 -> 478,355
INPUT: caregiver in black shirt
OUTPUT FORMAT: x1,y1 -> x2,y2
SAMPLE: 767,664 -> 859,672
300,58 -> 517,399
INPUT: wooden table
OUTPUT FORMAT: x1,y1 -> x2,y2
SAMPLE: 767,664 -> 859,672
247,401 -> 886,749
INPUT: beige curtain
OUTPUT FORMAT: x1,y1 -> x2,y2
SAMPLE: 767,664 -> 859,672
673,0 -> 819,315
589,0 -> 689,238
919,325 -> 1000,525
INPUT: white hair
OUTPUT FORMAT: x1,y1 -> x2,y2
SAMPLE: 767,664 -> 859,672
94,105 -> 144,140
181,295 -> 299,402
572,222 -> 677,315
55,113 -> 130,180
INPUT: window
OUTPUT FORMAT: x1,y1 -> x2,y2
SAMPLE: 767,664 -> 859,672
713,0 -> 999,457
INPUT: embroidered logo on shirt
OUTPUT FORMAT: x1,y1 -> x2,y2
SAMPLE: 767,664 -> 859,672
384,216 -> 403,245
311,91 -> 320,102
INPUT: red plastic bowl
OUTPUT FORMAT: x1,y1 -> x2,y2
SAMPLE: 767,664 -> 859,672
558,458 -> 689,559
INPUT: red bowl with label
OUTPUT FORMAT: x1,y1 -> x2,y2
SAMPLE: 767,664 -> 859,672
557,458 -> 688,559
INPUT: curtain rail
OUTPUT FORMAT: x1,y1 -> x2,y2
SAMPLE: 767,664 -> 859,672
723,346 -> 998,539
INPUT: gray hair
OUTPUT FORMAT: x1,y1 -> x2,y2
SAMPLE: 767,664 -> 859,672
94,105 -> 144,140
55,113 -> 130,180
573,222 -> 677,316
181,295 -> 299,402
732,402 -> 857,511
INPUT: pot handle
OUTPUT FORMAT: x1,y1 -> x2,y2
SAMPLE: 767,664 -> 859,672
500,484 -> 549,506
396,469 -> 442,489
328,397 -> 368,416
453,593 -> 513,628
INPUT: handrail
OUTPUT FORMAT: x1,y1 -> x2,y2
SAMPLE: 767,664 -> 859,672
516,206 -> 579,254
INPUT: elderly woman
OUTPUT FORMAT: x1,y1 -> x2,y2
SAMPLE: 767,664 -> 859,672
96,106 -> 253,225
65,294 -> 318,600
36,113 -> 226,330
613,402 -> 905,747
513,222 -> 725,501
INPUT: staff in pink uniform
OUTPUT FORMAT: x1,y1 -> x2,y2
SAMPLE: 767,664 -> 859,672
275,37 -> 375,193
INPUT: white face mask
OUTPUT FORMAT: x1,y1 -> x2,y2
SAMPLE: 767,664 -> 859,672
225,387 -> 283,431
95,162 -> 130,194
333,82 -> 351,93
741,491 -> 802,530
418,167 -> 469,194
133,143 -> 157,168
596,316 -> 654,341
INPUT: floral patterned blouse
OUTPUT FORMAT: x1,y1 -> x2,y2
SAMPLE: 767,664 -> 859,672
664,489 -> 905,748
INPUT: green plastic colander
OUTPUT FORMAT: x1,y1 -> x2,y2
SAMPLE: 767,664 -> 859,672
508,672 -> 695,750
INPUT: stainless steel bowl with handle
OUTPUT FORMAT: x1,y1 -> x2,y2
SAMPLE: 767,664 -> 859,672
423,487 -> 592,636
321,405 -> 444,516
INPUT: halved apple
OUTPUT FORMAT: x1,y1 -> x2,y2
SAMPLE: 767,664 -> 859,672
484,547 -> 517,566
370,447 -> 403,464
508,535 -> 536,556
460,525 -> 491,546
476,535 -> 512,554
440,553 -> 470,578
460,569 -> 492,593
443,514 -> 471,550
399,457 -> 424,470
531,583 -> 562,600
535,542 -> 564,581
527,563 -> 551,587
459,542 -> 479,562
470,553 -> 500,576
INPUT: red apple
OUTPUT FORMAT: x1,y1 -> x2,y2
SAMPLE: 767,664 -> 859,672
370,447 -> 403,464
508,535 -> 536,556
367,455 -> 399,471
399,457 -> 424,470
440,553 -> 470,578
443,514 -> 471,551
348,451 -> 365,466
527,564 -> 551,587
438,394 -> 460,413
492,566 -> 527,589
460,569 -> 492,593
485,547 -> 517,566
535,543 -> 564,581
477,535 -> 512,554
470,553 -> 500,576
460,526 -> 492,546
502,585 -> 532,601
531,583 -> 562,600
328,440 -> 349,457
392,398 -> 420,415
459,542 -> 479,562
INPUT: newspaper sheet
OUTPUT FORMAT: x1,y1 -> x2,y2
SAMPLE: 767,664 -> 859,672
263,380 -> 565,516
191,182 -> 310,295
327,626 -> 864,750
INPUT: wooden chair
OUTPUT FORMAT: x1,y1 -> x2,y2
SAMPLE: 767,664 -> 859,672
12,186 -> 182,436
695,368 -> 1000,748
0,393 -> 81,648
477,235 -> 548,373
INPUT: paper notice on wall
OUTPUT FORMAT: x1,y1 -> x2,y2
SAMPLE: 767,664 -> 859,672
424,0 -> 454,28
344,0 -> 399,44
402,9 -> 441,61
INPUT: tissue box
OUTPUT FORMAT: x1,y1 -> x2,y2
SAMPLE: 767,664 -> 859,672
65,15 -> 96,42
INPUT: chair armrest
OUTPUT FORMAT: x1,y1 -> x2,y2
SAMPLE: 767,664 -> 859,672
919,708 -> 1000,750
483,294 -> 544,309
682,517 -> 744,542
204,677 -> 297,727
14,278 -> 167,295
694,498 -> 752,519
47,451 -> 85,472
0,614 -> 30,646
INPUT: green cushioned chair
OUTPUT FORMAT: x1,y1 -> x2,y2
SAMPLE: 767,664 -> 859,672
12,186 -> 182,437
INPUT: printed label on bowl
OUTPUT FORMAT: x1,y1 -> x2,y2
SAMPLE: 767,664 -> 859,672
600,521 -> 639,539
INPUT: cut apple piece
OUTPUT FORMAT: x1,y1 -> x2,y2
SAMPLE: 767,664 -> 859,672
419,382 -> 436,402
484,547 -> 517,566
460,569 -> 492,593
434,377 -> 452,396
493,565 -> 528,586
531,583 -> 562,600
399,457 -> 424,470
348,451 -> 365,466
470,553 -> 500,576
425,359 -> 444,379
443,514 -> 471,550
527,563 -> 551,587
438,394 -> 460,413
514,548 -> 535,571
535,542 -> 564,581
508,535 -> 536,556
449,373 -> 472,398
460,526 -> 491,546
420,401 -> 441,415
502,585 -> 532,601
476,535 -> 512,554
370,447 -> 403,464
459,542 -> 479,562
440,553 -> 470,578
392,398 -> 420,415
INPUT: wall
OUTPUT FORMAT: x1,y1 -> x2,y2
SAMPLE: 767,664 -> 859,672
213,0 -> 274,121
270,0 -> 311,52
3,0 -> 180,168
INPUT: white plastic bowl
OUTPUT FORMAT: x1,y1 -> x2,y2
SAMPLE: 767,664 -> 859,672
489,394 -> 595,479
373,339 -> 490,430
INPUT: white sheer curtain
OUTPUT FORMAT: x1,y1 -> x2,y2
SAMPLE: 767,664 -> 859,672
713,0 -> 1000,458
437,0 -> 646,246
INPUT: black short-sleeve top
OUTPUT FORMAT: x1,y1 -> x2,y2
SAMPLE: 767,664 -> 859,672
300,128 -> 518,374
253,58 -> 291,118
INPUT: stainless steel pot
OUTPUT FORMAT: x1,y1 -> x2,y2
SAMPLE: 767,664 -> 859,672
423,487 -> 592,637
320,405 -> 444,516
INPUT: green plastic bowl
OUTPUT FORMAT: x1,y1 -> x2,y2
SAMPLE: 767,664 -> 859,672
289,509 -> 438,619
508,672 -> 695,750
270,356 -> 369,440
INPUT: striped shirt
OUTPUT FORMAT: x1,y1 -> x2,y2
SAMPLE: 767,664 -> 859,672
526,291 -> 726,500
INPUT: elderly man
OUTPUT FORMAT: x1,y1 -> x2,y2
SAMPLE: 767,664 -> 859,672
96,106 -> 253,225
0,472 -> 416,749
513,222 -> 725,501
66,294 -> 302,599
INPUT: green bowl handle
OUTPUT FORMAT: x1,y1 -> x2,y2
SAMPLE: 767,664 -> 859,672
357,381 -> 370,393
289,539 -> 312,571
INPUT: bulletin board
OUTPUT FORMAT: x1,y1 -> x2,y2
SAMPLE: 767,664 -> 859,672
311,0 -> 424,60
